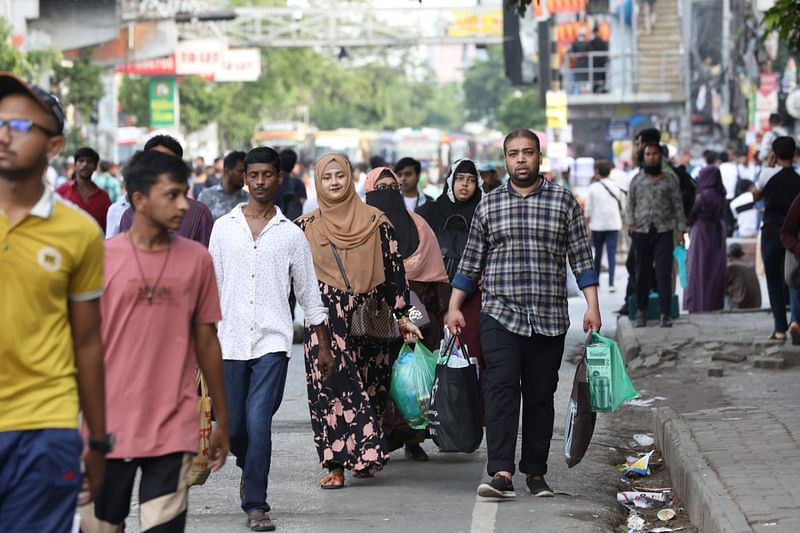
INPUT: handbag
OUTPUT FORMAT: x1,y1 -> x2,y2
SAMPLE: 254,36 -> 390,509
330,243 -> 397,340
188,369 -> 213,487
564,333 -> 596,468
785,240 -> 800,289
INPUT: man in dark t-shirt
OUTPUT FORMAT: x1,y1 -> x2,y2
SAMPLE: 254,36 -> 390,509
751,136 -> 800,340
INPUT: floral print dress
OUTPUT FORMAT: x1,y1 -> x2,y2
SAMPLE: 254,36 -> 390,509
298,220 -> 410,475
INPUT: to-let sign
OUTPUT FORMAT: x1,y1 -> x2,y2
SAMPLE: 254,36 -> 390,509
176,40 -> 226,76
215,49 -> 261,82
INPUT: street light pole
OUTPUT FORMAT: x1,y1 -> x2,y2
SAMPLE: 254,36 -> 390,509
721,0 -> 731,141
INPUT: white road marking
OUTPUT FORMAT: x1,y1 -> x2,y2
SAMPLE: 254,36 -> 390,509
470,497 -> 498,533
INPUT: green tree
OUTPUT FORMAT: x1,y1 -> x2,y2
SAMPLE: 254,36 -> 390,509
762,0 -> 800,51
495,87 -> 546,132
463,45 -> 513,127
118,75 -> 150,126
178,75 -> 222,134
0,19 -> 31,76
52,48 -> 105,121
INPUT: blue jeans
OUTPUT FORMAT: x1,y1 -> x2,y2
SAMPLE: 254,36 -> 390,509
0,429 -> 83,533
592,230 -> 619,287
761,237 -> 800,333
224,353 -> 289,514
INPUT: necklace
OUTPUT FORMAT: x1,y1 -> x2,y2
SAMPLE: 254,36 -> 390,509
127,232 -> 172,305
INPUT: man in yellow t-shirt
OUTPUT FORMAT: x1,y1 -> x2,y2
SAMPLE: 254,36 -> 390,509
0,73 -> 109,532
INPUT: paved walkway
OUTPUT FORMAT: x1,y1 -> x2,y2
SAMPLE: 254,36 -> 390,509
618,311 -> 800,533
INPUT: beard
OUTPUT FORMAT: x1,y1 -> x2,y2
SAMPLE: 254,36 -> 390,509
643,164 -> 661,176
508,166 -> 540,187
0,154 -> 48,182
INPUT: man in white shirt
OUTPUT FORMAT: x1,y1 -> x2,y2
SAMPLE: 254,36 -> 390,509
758,113 -> 788,163
209,147 -> 333,532
394,157 -> 432,210
718,151 -> 739,201
584,159 -> 624,292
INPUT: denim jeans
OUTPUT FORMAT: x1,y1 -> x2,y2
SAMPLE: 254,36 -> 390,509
760,237 -> 800,333
224,353 -> 289,514
592,230 -> 619,287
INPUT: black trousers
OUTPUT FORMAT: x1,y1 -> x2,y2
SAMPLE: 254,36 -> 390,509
480,314 -> 565,477
632,230 -> 674,315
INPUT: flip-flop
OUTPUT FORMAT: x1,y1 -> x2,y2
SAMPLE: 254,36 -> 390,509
246,511 -> 275,532
769,332 -> 787,342
320,470 -> 345,490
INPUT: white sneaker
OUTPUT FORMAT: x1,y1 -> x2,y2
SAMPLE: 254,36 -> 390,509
609,286 -> 616,293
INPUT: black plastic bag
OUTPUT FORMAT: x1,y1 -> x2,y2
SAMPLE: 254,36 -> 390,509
428,335 -> 483,453
564,332 -> 597,468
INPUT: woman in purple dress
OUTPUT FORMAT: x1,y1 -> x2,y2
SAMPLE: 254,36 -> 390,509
685,166 -> 727,312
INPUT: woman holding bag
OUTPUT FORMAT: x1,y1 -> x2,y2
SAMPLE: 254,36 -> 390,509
297,154 -> 422,489
364,166 -> 451,460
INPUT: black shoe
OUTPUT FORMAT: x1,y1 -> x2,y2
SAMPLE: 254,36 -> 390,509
616,303 -> 629,316
477,474 -> 516,498
634,313 -> 647,328
404,443 -> 429,462
660,314 -> 673,328
526,476 -> 554,497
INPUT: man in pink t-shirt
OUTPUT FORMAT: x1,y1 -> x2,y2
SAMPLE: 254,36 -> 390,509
80,150 -> 230,533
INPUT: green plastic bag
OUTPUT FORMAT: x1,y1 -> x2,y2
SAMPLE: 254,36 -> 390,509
585,332 -> 638,412
390,342 -> 437,429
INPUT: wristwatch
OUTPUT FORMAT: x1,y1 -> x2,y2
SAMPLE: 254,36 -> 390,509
88,433 -> 115,454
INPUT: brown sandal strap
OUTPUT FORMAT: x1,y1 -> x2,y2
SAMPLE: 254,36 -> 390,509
320,471 -> 344,488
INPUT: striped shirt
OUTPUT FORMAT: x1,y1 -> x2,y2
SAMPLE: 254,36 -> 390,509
453,179 -> 597,337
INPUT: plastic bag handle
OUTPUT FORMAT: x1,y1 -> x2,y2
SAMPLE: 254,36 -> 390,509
441,332 -> 473,366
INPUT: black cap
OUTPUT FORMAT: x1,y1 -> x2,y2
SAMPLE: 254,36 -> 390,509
0,72 -> 65,134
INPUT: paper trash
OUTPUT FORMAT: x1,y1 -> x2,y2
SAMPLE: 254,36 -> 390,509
633,434 -> 655,447
627,512 -> 645,532
619,450 -> 654,476
617,490 -> 670,509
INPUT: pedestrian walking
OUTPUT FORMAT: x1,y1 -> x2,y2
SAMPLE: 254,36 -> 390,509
626,140 -> 686,327
641,0 -> 657,33
117,135 -> 215,245
446,129 -> 601,499
208,147 -> 331,531
584,159 -> 623,292
0,73 -> 107,533
277,149 -> 307,221
55,146 -> 112,231
198,150 -> 248,220
297,153 -> 422,489
685,166 -> 727,312
752,136 -> 800,341
394,157 -> 433,210
364,166 -> 450,459
81,150 -> 230,533
93,160 -> 121,203
478,161 -> 502,193
417,158 -> 486,413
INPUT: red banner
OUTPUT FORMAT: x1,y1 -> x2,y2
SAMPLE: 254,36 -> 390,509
115,55 -> 176,76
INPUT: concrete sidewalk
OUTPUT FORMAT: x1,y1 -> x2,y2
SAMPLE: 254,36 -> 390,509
616,311 -> 800,533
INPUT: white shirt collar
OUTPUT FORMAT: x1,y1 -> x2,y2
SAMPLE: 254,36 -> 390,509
230,203 -> 289,230
30,184 -> 55,219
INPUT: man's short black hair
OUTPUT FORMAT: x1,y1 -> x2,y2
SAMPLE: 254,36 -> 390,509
642,140 -> 662,151
214,156 -> 223,164
278,149 -> 298,175
635,128 -> 661,144
99,160 -> 112,172
245,147 -> 281,173
769,113 -> 782,126
369,155 -> 387,169
144,134 -> 184,159
704,150 -> 718,165
223,150 -> 246,171
595,159 -> 612,178
74,147 -> 99,164
503,128 -> 541,153
394,157 -> 421,176
719,151 -> 729,163
124,150 -> 190,203
773,136 -> 797,161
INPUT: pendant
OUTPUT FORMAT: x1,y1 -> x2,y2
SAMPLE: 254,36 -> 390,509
146,287 -> 154,304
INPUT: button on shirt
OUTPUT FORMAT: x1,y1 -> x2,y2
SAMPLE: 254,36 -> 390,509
625,170 -> 686,234
452,179 -> 598,337
209,204 -> 327,359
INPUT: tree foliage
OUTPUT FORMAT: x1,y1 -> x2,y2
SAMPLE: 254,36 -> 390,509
761,0 -> 800,52
118,75 -> 150,126
52,48 -> 105,121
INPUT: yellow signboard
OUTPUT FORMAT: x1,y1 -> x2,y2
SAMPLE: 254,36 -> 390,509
448,10 -> 503,37
546,90 -> 568,129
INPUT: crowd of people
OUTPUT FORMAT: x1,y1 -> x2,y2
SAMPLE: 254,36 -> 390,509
1,73 -> 602,533
5,66 -> 800,533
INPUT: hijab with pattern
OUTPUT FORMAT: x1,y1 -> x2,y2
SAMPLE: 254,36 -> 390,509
365,167 -> 448,283
302,153 -> 389,294
417,158 -> 482,235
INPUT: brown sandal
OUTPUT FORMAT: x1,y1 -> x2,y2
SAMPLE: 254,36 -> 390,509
320,469 -> 345,489
246,511 -> 275,532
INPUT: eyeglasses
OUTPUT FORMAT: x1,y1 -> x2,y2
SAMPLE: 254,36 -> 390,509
0,118 -> 59,137
375,183 -> 400,191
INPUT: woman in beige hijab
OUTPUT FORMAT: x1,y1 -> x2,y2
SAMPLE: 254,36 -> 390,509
297,153 -> 422,489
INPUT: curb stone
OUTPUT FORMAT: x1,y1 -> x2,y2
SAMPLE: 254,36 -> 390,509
615,316 -> 641,363
654,407 -> 753,533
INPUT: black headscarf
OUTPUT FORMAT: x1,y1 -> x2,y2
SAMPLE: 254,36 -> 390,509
417,158 -> 482,234
365,167 -> 420,259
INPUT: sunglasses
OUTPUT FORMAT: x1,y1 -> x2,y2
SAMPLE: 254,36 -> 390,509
0,118 -> 60,137
375,183 -> 400,191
